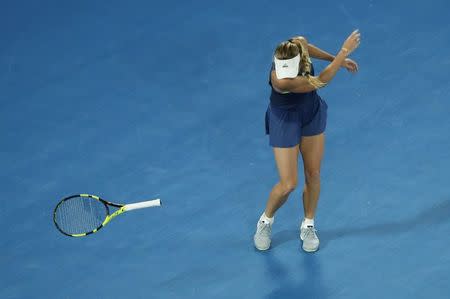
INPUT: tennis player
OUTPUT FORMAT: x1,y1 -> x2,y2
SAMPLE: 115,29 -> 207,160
254,30 -> 361,252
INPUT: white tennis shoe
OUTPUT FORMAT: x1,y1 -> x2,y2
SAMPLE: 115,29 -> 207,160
254,220 -> 272,250
300,223 -> 320,252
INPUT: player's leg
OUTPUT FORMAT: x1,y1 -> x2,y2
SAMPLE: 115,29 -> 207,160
264,146 -> 300,217
254,146 -> 299,250
299,133 -> 325,252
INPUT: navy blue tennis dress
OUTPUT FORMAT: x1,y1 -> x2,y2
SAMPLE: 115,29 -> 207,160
265,63 -> 328,148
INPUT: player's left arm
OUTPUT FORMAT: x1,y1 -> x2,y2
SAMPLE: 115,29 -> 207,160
308,42 -> 359,73
290,36 -> 359,73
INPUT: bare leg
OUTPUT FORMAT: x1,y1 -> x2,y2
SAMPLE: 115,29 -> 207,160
299,133 -> 325,219
264,146 -> 299,218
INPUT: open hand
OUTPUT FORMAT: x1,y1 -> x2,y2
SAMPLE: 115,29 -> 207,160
342,29 -> 361,55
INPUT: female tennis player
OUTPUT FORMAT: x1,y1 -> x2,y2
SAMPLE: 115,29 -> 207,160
254,30 -> 361,252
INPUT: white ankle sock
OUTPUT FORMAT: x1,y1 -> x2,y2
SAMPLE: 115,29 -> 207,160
260,212 -> 274,225
302,217 -> 314,228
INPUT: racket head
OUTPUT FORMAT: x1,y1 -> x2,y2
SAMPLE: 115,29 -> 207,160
53,194 -> 117,237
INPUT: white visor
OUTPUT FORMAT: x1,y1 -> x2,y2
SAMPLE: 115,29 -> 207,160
274,54 -> 300,79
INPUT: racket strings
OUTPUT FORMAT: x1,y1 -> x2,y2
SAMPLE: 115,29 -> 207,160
54,197 -> 108,235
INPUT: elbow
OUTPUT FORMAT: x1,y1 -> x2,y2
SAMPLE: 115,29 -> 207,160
275,80 -> 290,92
272,76 -> 293,93
291,36 -> 308,45
318,74 -> 330,84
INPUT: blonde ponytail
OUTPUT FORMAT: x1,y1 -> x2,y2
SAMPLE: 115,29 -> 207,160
296,40 -> 326,89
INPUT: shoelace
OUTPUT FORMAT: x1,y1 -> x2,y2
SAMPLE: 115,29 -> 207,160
303,226 -> 318,239
258,221 -> 271,236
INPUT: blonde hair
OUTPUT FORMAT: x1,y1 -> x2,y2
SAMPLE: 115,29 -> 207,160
274,38 -> 326,89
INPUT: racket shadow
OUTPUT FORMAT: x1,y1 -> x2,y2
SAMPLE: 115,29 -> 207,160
271,199 -> 450,250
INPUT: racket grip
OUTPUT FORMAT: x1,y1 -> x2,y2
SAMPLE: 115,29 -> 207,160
124,199 -> 162,211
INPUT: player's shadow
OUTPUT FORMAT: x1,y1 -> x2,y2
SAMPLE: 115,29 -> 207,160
271,199 -> 450,250
263,251 -> 328,299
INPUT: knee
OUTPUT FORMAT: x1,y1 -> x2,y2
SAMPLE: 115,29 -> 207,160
280,180 -> 298,195
305,169 -> 321,185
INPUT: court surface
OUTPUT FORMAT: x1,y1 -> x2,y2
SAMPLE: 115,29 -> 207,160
1,0 -> 450,298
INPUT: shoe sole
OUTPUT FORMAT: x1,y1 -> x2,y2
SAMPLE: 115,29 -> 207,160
302,245 -> 319,253
255,245 -> 270,251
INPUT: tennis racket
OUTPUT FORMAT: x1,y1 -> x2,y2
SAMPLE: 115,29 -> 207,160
53,194 -> 162,237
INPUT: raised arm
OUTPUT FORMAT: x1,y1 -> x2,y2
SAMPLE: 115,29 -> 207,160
271,30 -> 361,93
308,43 -> 335,62
306,38 -> 359,73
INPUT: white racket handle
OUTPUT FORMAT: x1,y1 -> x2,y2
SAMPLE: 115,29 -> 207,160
124,199 -> 162,211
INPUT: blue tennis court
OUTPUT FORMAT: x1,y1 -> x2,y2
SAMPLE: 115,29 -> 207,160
2,0 -> 450,298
